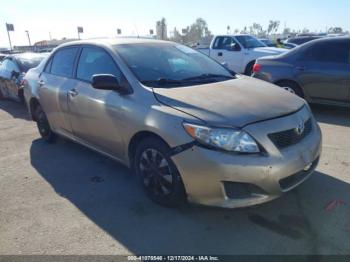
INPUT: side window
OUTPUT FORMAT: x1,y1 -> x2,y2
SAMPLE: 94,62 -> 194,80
44,58 -> 53,73
213,37 -> 232,49
77,47 -> 122,82
301,42 -> 350,64
213,37 -> 238,50
50,47 -> 79,77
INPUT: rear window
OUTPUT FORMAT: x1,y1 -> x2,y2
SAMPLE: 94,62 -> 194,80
18,57 -> 44,72
300,41 -> 350,64
50,47 -> 79,78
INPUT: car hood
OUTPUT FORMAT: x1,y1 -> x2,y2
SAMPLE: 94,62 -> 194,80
153,76 -> 305,128
252,46 -> 286,55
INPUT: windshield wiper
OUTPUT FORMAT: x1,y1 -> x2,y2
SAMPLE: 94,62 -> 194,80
182,74 -> 234,81
141,78 -> 185,86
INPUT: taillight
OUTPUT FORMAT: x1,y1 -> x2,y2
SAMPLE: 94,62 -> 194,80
252,63 -> 261,73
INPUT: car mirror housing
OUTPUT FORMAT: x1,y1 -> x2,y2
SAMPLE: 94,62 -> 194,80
92,74 -> 129,94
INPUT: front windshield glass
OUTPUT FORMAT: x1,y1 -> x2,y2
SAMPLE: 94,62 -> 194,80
235,35 -> 266,48
115,43 -> 234,88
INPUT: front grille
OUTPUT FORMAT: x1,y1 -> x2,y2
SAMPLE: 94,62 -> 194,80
268,118 -> 312,149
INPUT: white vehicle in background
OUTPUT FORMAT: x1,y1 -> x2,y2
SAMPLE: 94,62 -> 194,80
198,35 -> 286,75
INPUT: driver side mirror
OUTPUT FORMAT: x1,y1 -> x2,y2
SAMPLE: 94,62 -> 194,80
92,74 -> 130,94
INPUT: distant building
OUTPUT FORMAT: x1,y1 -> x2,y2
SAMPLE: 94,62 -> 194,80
33,38 -> 77,51
156,21 -> 167,40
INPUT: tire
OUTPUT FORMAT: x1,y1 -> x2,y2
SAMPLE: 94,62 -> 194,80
134,137 -> 187,207
244,61 -> 255,76
35,105 -> 56,143
0,83 -> 5,100
18,89 -> 24,104
276,80 -> 304,98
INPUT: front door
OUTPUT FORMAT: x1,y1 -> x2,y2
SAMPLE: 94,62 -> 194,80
67,46 -> 126,160
211,36 -> 243,73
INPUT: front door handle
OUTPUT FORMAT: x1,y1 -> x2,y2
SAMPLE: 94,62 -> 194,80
68,89 -> 79,97
218,52 -> 223,57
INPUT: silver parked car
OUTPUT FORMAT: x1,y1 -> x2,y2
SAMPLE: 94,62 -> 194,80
23,38 -> 322,208
0,53 -> 48,102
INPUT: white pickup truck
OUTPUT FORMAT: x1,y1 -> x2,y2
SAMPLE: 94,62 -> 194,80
198,34 -> 286,75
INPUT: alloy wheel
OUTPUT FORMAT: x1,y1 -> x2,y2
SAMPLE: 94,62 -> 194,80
139,148 -> 174,197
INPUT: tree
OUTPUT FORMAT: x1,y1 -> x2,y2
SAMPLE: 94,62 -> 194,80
240,26 -> 248,34
283,27 -> 291,37
252,23 -> 263,36
172,27 -> 182,43
328,27 -> 343,34
180,18 -> 212,45
267,20 -> 280,35
302,28 -> 310,34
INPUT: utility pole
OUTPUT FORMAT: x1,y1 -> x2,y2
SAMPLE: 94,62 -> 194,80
25,30 -> 31,46
5,23 -> 14,52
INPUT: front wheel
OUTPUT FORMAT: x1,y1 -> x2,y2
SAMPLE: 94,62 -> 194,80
276,81 -> 304,98
134,137 -> 187,207
35,105 -> 56,143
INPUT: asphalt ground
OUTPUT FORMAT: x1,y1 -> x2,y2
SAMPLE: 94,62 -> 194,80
0,100 -> 349,255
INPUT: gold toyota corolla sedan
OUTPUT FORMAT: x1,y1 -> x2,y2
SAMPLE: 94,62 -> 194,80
23,38 -> 322,208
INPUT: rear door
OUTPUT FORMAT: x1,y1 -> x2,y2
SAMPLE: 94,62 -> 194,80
67,46 -> 126,159
295,40 -> 350,102
38,46 -> 80,136
211,36 -> 243,73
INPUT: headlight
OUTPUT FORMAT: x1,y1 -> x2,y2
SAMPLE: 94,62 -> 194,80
183,123 -> 260,153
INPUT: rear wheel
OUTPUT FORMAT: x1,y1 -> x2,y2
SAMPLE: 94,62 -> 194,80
244,61 -> 255,76
35,105 -> 56,143
276,80 -> 304,98
134,137 -> 186,207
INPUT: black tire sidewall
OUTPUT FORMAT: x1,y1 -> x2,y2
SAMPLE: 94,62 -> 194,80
35,105 -> 56,143
134,137 -> 186,207
245,61 -> 255,76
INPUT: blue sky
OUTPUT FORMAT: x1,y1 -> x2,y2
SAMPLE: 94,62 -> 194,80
1,0 -> 349,47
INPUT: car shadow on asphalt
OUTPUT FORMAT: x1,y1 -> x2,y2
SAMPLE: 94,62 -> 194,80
311,104 -> 350,127
29,138 -> 350,255
0,100 -> 29,120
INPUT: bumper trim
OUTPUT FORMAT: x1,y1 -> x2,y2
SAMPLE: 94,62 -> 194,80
279,156 -> 320,192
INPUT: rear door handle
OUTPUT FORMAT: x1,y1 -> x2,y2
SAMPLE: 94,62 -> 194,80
218,52 -> 223,57
68,89 -> 79,97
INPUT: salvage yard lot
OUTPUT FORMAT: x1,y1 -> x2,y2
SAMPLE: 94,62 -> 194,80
0,100 -> 349,255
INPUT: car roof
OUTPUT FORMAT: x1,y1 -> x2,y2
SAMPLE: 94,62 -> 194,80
58,37 -> 173,49
303,36 -> 350,45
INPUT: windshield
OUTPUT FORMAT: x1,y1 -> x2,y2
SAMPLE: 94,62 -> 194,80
115,43 -> 234,88
235,35 -> 266,48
